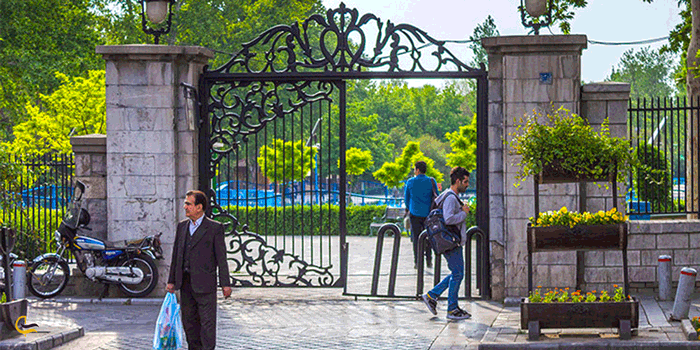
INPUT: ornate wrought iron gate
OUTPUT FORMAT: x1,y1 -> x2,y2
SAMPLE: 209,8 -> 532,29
198,4 -> 490,296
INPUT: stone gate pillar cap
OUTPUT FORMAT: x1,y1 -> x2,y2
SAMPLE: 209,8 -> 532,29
481,35 -> 587,54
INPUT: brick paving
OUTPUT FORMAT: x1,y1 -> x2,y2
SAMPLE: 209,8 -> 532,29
8,237 -> 700,349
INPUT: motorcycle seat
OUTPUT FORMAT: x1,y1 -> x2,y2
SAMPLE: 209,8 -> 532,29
104,238 -> 145,249
103,240 -> 129,249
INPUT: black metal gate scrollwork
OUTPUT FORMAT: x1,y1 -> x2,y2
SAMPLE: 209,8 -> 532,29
198,3 -> 490,293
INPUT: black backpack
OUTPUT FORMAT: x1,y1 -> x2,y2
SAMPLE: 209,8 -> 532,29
424,191 -> 462,255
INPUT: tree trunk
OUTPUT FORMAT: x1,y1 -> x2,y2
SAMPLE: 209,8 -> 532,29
687,0 -> 700,219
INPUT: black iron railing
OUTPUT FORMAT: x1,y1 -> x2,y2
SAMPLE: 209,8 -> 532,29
0,153 -> 74,258
628,97 -> 700,217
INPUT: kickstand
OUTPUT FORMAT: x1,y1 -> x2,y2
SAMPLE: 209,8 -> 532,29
99,284 -> 110,300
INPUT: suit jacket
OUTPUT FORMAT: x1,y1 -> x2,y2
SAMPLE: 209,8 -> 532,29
168,216 -> 231,294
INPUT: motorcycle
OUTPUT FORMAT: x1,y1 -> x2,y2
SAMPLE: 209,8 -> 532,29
28,181 -> 164,298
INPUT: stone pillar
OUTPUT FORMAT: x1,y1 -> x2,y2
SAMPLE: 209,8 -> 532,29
70,134 -> 107,241
580,82 -> 631,212
482,35 -> 587,299
96,45 -> 213,296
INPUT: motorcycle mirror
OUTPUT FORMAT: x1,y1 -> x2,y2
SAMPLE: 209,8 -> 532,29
74,181 -> 86,201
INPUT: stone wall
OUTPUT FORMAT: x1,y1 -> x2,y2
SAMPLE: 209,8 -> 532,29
70,134 -> 107,241
96,45 -> 213,297
584,221 -> 700,294
482,35 -> 588,299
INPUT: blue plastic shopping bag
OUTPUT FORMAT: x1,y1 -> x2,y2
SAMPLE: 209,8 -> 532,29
153,292 -> 184,350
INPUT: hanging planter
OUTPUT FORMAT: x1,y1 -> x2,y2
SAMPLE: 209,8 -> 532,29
528,222 -> 627,252
528,207 -> 628,252
508,107 -> 634,187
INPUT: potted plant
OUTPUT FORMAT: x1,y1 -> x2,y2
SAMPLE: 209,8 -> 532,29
527,206 -> 628,252
508,107 -> 634,185
521,285 -> 639,340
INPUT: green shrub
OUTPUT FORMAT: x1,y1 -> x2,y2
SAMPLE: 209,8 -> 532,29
216,205 -> 386,236
0,208 -> 63,259
508,107 -> 634,185
633,143 -> 671,208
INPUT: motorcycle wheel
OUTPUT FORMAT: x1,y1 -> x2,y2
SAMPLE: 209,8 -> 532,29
28,258 -> 70,299
117,253 -> 158,297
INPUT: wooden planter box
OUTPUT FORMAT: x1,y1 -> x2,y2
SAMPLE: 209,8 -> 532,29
527,223 -> 627,253
0,299 -> 28,340
521,297 -> 639,340
536,163 -> 615,184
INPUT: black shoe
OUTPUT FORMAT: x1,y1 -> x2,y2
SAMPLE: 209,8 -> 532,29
426,260 -> 433,268
447,307 -> 471,320
422,294 -> 438,315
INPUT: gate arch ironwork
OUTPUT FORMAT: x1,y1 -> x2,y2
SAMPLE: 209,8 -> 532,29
198,3 -> 490,297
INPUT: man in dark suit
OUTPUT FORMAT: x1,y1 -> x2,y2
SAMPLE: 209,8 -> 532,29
166,190 -> 231,350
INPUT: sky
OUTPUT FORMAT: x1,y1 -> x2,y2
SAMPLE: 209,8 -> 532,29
321,0 -> 683,84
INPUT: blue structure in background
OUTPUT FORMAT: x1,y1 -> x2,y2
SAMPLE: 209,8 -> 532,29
19,185 -> 71,209
211,179 -> 477,209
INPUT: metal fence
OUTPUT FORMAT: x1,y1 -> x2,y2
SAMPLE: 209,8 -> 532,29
627,97 -> 699,217
0,153 -> 74,258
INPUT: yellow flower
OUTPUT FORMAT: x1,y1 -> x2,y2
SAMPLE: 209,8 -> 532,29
560,206 -> 568,214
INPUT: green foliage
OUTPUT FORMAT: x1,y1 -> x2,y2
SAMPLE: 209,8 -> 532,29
445,115 -> 477,172
469,15 -> 500,68
344,147 -> 373,177
372,142 -> 443,189
0,208 -> 63,259
219,204 -> 386,236
508,107 -> 634,185
633,143 -> 672,206
4,70 -> 105,156
347,81 -> 469,145
257,139 -> 317,183
0,148 -> 22,211
606,46 -> 676,98
0,0 -> 104,138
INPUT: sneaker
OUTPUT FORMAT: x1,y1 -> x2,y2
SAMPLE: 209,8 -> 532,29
447,307 -> 471,320
421,294 -> 438,315
426,260 -> 433,268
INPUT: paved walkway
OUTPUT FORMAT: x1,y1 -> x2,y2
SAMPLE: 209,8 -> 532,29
4,290 -> 700,349
4,236 -> 700,349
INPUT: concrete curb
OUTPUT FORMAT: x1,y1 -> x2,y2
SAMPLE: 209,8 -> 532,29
479,341 -> 700,349
682,319 -> 699,341
0,326 -> 83,350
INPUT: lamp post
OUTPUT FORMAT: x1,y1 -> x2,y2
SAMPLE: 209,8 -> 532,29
141,0 -> 175,44
520,0 -> 553,35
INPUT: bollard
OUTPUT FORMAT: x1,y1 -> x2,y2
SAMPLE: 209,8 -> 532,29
671,267 -> 697,320
658,255 -> 672,301
12,260 -> 25,300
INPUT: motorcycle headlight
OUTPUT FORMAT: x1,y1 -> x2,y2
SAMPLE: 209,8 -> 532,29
54,230 -> 61,243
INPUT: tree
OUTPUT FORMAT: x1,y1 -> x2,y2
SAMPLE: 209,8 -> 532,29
469,15 -> 500,68
633,143 -> 672,209
343,147 -> 373,191
445,115 -> 478,172
0,0 -> 104,139
257,139 -> 316,183
372,142 -> 443,189
3,70 -> 106,156
344,147 -> 373,177
606,46 -> 676,99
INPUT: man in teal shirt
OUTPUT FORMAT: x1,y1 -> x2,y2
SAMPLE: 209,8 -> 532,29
404,161 -> 438,268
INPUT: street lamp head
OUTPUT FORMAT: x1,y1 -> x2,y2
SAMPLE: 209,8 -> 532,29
520,0 -> 553,35
141,0 -> 175,44
525,0 -> 547,17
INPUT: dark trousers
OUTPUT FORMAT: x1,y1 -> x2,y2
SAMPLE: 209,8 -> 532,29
181,272 -> 217,350
410,214 -> 432,265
